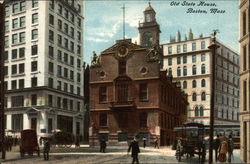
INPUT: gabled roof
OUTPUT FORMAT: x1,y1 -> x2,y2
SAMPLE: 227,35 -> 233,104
101,39 -> 145,55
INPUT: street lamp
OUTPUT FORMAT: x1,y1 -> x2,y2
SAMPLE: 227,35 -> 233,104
208,29 -> 220,164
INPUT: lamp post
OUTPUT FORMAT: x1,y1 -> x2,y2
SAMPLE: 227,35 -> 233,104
0,1 -> 6,160
208,30 -> 220,164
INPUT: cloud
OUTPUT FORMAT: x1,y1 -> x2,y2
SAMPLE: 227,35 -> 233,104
86,37 -> 109,43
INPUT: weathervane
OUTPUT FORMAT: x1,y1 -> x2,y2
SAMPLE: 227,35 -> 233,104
121,4 -> 126,40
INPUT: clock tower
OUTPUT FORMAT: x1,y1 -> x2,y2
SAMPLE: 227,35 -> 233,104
138,2 -> 161,47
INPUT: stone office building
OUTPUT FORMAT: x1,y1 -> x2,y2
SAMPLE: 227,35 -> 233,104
3,0 -> 85,138
239,0 -> 250,163
162,31 -> 240,130
89,3 -> 188,146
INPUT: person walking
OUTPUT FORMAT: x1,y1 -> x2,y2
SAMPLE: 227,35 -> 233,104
75,135 -> 80,148
218,136 -> 228,163
100,137 -> 106,153
227,135 -> 234,163
128,135 -> 140,164
142,137 -> 146,148
214,135 -> 221,162
154,137 -> 159,149
43,138 -> 51,161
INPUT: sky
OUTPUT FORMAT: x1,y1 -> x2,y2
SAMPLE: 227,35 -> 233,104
84,0 -> 239,64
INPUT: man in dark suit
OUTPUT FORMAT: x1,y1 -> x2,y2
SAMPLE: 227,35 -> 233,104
100,137 -> 106,153
128,135 -> 140,164
214,135 -> 221,162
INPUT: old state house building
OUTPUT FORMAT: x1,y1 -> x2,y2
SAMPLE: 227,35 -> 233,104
89,3 -> 188,146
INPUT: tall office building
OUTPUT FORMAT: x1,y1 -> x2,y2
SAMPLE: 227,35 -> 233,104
239,0 -> 250,163
162,32 -> 240,133
3,0 -> 85,138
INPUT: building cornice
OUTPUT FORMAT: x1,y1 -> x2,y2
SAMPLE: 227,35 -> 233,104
90,77 -> 160,85
240,111 -> 250,115
239,0 -> 249,9
240,70 -> 250,76
173,74 -> 210,80
214,118 -> 240,123
163,49 -> 211,58
239,33 -> 249,43
6,86 -> 84,99
161,37 -> 211,46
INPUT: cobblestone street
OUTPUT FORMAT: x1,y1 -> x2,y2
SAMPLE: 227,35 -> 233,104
0,145 -> 244,164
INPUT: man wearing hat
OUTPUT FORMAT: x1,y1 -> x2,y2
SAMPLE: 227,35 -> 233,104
128,135 -> 140,164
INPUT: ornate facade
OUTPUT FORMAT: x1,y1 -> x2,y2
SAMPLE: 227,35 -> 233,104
89,38 -> 188,146
239,0 -> 250,162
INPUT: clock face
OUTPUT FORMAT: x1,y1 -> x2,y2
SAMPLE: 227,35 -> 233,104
117,45 -> 128,57
142,32 -> 153,47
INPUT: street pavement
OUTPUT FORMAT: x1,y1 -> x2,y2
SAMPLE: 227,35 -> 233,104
0,145 -> 245,164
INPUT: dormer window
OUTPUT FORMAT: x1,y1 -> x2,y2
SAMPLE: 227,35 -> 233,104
146,13 -> 151,22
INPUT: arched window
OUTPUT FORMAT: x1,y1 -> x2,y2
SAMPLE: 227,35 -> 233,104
192,65 -> 197,75
201,79 -> 206,87
168,68 -> 172,76
201,64 -> 206,74
177,67 -> 181,76
195,107 -> 199,116
192,93 -> 197,101
183,81 -> 187,89
192,80 -> 196,88
200,107 -> 204,116
183,66 -> 187,76
201,92 -> 206,101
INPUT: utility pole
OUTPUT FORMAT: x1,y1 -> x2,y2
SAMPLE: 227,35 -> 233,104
208,30 -> 220,164
0,1 -> 6,160
121,4 -> 125,40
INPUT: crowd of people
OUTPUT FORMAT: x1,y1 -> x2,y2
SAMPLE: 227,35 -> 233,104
0,136 -> 20,152
214,134 -> 234,163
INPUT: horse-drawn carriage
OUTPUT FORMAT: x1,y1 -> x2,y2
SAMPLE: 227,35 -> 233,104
40,130 -> 75,148
173,122 -> 206,162
20,129 -> 40,157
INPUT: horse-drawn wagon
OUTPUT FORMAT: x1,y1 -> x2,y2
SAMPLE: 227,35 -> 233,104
174,122 -> 206,162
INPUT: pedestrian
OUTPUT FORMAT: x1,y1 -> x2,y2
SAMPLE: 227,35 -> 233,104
154,137 -> 159,149
214,135 -> 221,162
100,137 -> 106,153
142,137 -> 146,148
14,136 -> 18,146
227,135 -> 234,163
218,136 -> 228,163
43,138 -> 51,161
128,135 -> 140,164
75,135 -> 80,148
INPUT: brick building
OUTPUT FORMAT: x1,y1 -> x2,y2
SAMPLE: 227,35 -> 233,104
89,38 -> 188,146
89,3 -> 188,146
